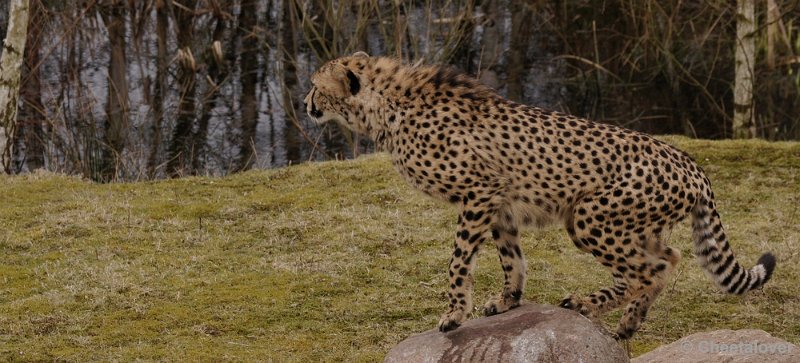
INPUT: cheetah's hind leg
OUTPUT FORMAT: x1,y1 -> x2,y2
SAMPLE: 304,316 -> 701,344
557,190 -> 678,336
614,245 -> 680,340
559,197 -> 635,323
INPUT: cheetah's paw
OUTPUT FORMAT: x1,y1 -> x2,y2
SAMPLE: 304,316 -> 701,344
483,294 -> 520,316
437,308 -> 467,332
558,294 -> 594,318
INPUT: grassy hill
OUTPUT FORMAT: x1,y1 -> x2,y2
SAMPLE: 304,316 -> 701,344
1,137 -> 799,361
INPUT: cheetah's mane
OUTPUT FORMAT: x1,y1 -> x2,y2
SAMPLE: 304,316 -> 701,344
366,56 -> 497,103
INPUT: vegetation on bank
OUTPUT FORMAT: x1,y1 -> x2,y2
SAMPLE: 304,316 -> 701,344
2,1 -> 800,179
1,137 -> 799,361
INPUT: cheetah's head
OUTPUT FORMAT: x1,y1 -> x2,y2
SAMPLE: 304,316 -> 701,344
304,51 -> 371,134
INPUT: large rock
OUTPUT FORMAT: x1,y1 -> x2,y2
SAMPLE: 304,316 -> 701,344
384,304 -> 628,363
632,329 -> 799,363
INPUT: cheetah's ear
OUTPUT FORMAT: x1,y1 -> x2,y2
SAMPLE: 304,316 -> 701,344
352,51 -> 369,58
346,70 -> 360,95
312,63 -> 361,98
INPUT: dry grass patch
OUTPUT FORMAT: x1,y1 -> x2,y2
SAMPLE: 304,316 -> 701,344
1,137 -> 798,361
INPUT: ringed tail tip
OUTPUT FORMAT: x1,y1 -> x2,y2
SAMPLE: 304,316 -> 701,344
757,252 -> 777,285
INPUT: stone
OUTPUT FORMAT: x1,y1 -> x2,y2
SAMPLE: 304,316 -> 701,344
632,329 -> 799,363
384,303 -> 628,363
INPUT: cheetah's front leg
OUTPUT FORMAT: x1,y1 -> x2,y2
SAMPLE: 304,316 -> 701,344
483,226 -> 526,316
438,206 -> 495,332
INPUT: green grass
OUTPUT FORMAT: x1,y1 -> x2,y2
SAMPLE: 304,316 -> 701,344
1,137 -> 799,361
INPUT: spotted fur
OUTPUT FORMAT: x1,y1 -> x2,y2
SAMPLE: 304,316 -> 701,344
304,52 -> 777,339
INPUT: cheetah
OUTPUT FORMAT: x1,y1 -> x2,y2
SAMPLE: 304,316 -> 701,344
303,52 -> 777,339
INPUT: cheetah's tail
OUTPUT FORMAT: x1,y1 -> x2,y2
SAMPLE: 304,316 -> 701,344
691,196 -> 776,294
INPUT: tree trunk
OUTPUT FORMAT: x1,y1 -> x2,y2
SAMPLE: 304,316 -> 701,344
236,0 -> 259,171
99,0 -> 130,182
477,0 -> 503,90
17,0 -> 44,170
303,0 -> 335,61
733,0 -> 755,138
390,2 -> 407,58
766,0 -> 778,71
351,0 -> 369,54
0,0 -> 29,174
445,2 -> 476,72
263,0 -> 277,165
281,0 -> 302,164
506,0 -> 533,102
147,0 -> 169,177
166,0 -> 198,177
0,1 -> 9,41
193,0 -> 229,174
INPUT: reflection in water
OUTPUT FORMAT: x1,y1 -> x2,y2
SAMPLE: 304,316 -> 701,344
0,1 -> 563,180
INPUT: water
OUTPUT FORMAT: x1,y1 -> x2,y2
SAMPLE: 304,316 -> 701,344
0,1 -> 590,179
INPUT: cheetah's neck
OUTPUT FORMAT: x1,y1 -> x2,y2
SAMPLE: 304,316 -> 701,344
355,57 -> 498,151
